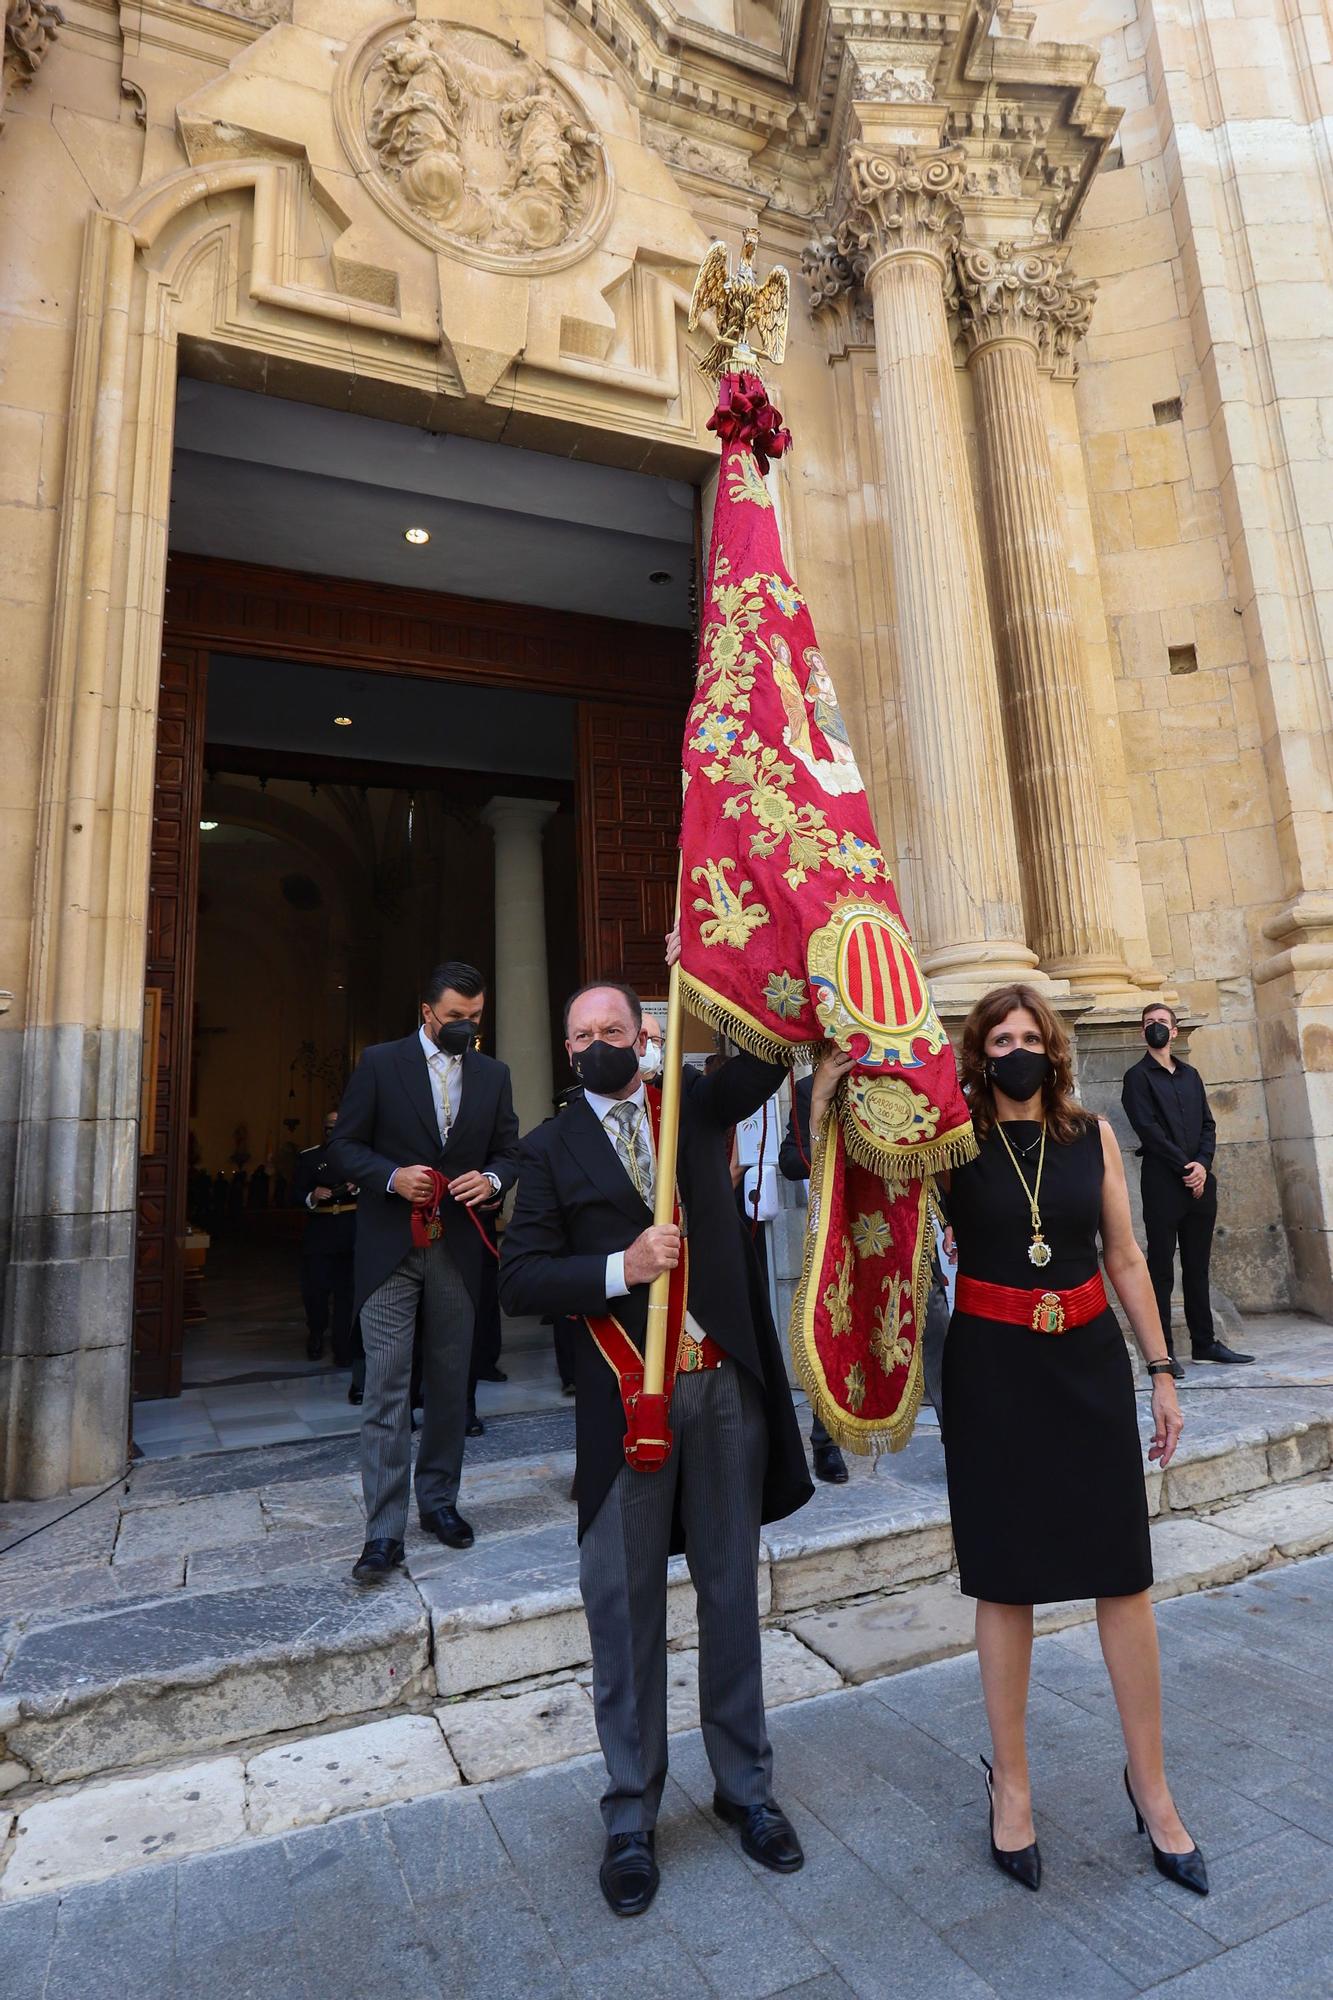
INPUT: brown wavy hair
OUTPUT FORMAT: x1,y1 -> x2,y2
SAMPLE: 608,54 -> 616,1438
958,984 -> 1097,1147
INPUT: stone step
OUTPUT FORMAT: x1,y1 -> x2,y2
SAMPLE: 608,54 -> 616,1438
5,1496 -> 1333,1906
0,1396 -> 1328,1804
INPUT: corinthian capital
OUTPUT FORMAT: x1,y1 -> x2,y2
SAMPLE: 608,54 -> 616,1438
955,240 -> 1097,375
837,145 -> 965,275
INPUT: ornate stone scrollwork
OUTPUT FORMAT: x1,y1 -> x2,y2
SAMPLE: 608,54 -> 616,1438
3,0 -> 64,126
842,146 -> 965,269
192,0 -> 290,26
954,239 -> 1096,375
853,66 -> 934,106
336,19 -> 611,272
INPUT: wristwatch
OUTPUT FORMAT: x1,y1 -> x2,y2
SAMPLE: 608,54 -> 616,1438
1146,1359 -> 1174,1378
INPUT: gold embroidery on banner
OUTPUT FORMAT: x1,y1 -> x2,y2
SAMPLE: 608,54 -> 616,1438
821,1236 -> 855,1340
870,1272 -> 914,1377
690,859 -> 770,949
763,970 -> 807,1021
851,1210 -> 891,1259
727,454 -> 772,509
843,1360 -> 867,1413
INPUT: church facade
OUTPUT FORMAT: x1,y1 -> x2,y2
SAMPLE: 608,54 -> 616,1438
2,0 -> 1331,1497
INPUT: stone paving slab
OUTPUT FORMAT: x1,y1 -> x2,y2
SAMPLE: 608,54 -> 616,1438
0,1580 -> 431,1786
4,1757 -> 247,1900
1,1555 -> 1332,1995
245,1713 -> 460,1836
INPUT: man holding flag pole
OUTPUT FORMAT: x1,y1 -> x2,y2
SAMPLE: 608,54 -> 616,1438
501,227 -> 973,1915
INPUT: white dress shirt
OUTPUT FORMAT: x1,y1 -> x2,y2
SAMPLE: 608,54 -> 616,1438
388,1026 -> 498,1196
584,1081 -> 697,1337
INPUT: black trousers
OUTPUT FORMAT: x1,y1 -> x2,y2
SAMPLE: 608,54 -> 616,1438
301,1250 -> 355,1363
1141,1163 -> 1217,1353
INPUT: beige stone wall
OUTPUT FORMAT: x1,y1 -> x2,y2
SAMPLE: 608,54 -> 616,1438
2,0 -> 1330,1493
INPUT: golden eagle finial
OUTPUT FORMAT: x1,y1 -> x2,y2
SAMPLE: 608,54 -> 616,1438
687,227 -> 790,383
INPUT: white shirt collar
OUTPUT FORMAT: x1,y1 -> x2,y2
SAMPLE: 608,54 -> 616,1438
418,1024 -> 460,1066
584,1079 -> 647,1128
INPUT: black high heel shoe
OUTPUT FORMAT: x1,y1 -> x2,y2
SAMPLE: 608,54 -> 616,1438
1124,1767 -> 1209,1896
981,1755 -> 1041,1891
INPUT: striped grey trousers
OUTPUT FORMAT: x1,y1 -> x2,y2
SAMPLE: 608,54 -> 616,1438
579,1359 -> 772,1835
358,1243 -> 474,1542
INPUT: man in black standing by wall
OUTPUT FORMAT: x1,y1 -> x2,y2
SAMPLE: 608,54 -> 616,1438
1122,1003 -> 1253,1375
294,1109 -> 358,1369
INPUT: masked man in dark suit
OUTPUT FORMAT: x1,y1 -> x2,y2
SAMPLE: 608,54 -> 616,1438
330,961 -> 520,1582
499,943 -> 813,1918
1122,1002 -> 1252,1373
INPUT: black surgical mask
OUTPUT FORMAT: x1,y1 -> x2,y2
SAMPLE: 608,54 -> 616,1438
987,1049 -> 1052,1103
1144,1021 -> 1172,1050
432,1018 -> 476,1058
575,1040 -> 641,1096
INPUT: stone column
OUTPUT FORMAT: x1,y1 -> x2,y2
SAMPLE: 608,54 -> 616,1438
813,134 -> 1038,996
954,241 -> 1133,995
480,797 -> 558,1134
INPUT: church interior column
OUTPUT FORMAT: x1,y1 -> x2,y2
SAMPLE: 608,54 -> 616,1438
480,797 -> 559,1134
955,241 -> 1136,1000
811,106 -> 1039,1000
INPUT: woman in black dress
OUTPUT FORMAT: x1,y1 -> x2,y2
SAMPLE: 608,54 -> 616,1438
940,984 -> 1206,1896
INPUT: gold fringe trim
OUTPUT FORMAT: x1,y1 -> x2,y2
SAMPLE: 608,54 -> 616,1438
787,1124 -> 938,1458
840,1111 -> 979,1184
678,972 -> 823,1068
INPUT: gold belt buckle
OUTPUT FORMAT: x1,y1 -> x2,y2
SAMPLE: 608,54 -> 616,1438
678,1331 -> 704,1373
1031,1292 -> 1065,1335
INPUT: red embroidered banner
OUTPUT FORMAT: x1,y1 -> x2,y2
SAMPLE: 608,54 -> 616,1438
678,374 -> 975,1451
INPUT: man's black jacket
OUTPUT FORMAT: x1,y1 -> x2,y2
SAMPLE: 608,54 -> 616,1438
499,1053 -> 813,1544
778,1073 -> 814,1184
1121,1052 -> 1216,1178
328,1035 -> 519,1317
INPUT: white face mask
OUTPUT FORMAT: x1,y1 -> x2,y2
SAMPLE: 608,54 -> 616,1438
639,1039 -> 663,1079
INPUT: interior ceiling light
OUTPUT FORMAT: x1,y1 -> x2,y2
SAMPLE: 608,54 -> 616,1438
198,819 -> 219,831
648,569 -> 672,585
404,526 -> 430,545
333,715 -> 353,727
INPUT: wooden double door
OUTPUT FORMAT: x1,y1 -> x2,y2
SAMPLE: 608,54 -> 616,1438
133,556 -> 691,1399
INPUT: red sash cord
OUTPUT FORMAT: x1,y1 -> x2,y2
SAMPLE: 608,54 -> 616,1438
409,1168 -> 501,1259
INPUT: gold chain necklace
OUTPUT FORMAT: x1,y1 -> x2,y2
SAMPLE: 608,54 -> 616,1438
995,1121 -> 1052,1268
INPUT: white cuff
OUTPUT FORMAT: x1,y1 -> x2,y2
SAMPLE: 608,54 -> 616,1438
484,1171 -> 501,1193
387,1171 -> 399,1195
606,1251 -> 629,1299
305,1193 -> 319,1211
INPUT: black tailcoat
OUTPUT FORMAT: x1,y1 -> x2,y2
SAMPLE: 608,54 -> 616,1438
499,1053 -> 813,1545
328,1034 -> 519,1318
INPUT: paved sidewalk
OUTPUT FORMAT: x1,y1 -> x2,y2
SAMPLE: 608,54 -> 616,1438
3,1554 -> 1331,2000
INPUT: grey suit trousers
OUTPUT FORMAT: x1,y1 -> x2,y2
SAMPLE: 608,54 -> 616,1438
579,1358 -> 771,1835
358,1243 -> 474,1541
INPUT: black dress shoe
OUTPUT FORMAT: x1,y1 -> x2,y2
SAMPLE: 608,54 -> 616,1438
305,1333 -> 324,1361
599,1832 -> 658,1916
981,1755 -> 1041,1891
351,1538 -> 404,1584
813,1440 -> 849,1484
347,1384 -> 364,1406
420,1504 -> 475,1549
1125,1767 -> 1209,1895
713,1794 -> 804,1872
478,1367 -> 508,1383
1191,1341 -> 1254,1364
465,1410 -> 485,1438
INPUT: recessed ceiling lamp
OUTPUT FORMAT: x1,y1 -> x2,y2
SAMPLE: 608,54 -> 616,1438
648,570 -> 672,585
334,715 -> 353,727
199,819 -> 219,831
404,526 -> 430,545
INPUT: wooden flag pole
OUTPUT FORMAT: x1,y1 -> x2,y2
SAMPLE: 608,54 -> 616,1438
641,958 -> 685,1401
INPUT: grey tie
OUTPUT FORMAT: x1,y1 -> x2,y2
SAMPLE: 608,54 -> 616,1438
607,1100 -> 653,1205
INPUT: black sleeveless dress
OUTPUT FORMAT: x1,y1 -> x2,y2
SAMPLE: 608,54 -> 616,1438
941,1118 -> 1152,1605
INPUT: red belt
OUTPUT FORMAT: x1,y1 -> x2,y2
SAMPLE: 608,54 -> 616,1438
956,1272 -> 1108,1336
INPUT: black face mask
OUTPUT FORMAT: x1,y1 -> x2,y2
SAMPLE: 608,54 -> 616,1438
575,1040 -> 641,1096
1144,1021 -> 1172,1051
432,1017 -> 476,1058
987,1049 -> 1052,1103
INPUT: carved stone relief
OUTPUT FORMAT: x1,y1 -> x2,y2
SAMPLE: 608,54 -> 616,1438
191,0 -> 290,26
336,20 -> 611,272
3,0 -> 64,127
